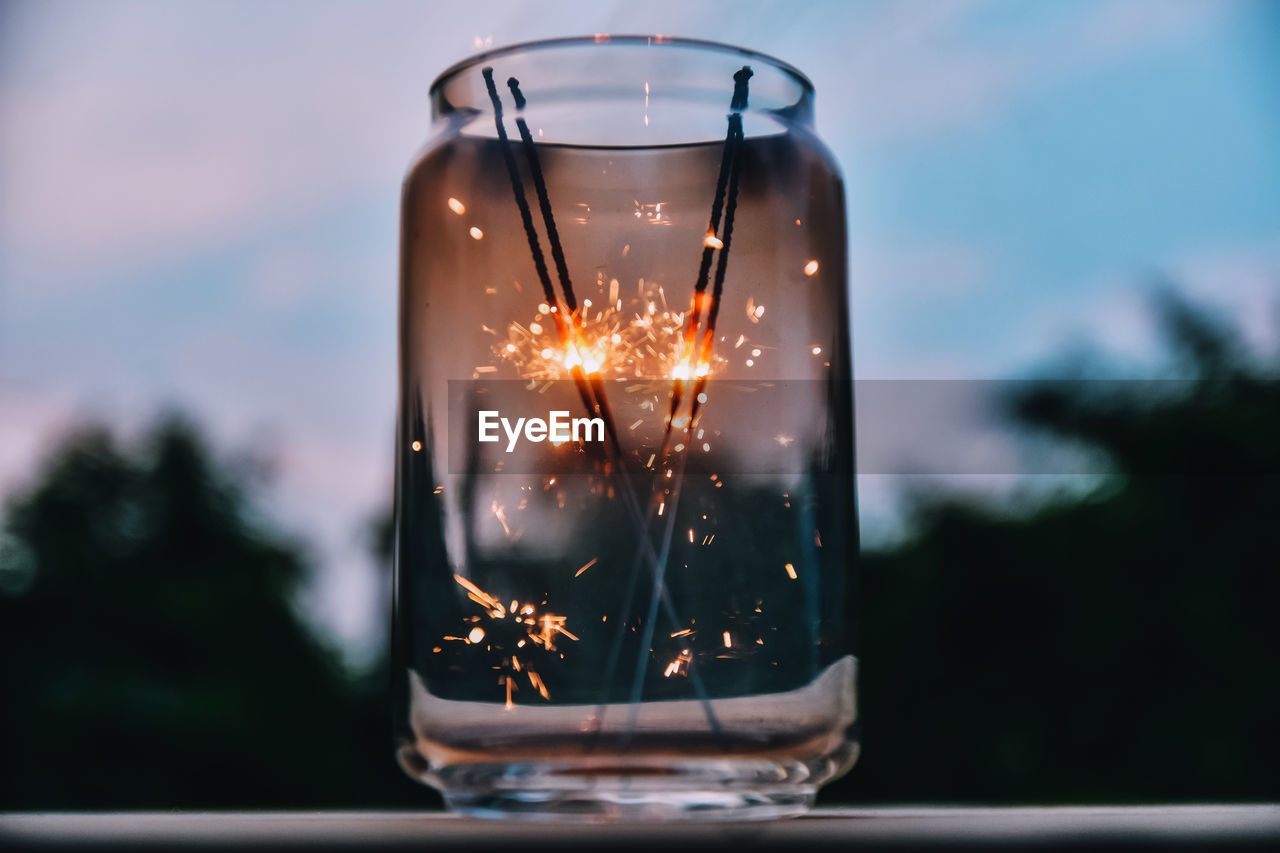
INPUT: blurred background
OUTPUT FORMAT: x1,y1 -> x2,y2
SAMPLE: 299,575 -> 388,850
2,0 -> 1278,809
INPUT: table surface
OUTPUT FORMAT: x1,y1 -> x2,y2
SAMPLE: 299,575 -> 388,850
4,806 -> 1280,851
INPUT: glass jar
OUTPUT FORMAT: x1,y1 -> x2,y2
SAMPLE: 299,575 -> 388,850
394,35 -> 858,820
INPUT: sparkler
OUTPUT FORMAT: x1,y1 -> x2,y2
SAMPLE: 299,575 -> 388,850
484,69 -> 625,459
661,66 -> 753,455
685,68 -> 752,431
620,66 -> 753,735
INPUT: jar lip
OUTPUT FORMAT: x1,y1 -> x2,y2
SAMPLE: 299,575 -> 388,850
428,34 -> 814,98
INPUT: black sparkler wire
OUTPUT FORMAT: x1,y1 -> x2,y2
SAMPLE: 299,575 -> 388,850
623,67 -> 753,732
690,70 -> 747,298
662,123 -> 736,437
508,77 -> 580,316
661,66 -> 753,453
507,76 -> 631,458
708,67 -> 751,318
705,125 -> 743,339
481,68 -> 568,344
506,77 -> 632,459
689,113 -> 746,427
483,66 -> 607,461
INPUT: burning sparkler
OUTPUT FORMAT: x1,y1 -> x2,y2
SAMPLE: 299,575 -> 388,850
489,278 -> 725,384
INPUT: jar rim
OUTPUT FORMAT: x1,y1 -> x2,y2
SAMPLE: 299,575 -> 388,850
428,34 -> 814,98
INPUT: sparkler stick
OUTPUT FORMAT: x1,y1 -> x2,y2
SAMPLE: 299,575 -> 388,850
507,76 -> 632,457
689,100 -> 747,427
483,68 -> 606,443
661,66 -> 752,454
623,70 -> 751,693
621,67 -> 753,738
507,77 -> 580,316
481,69 -> 570,346
625,64 -> 752,651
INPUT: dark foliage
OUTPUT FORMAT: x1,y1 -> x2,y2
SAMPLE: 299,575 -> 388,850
826,291 -> 1280,803
0,417 -> 420,808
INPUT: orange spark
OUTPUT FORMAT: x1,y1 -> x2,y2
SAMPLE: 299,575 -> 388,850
454,574 -> 505,616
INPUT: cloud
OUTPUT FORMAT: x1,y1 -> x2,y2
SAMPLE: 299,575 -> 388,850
1172,243 -> 1280,357
1005,239 -> 1280,375
820,0 -> 1230,142
0,385 -> 81,498
1,1 -> 1232,291
0,2 -> 431,292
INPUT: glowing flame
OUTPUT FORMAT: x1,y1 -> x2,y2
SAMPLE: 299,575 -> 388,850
491,278 -> 722,382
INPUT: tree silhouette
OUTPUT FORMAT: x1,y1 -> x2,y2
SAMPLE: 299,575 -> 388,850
0,416 -> 419,808
827,290 -> 1280,803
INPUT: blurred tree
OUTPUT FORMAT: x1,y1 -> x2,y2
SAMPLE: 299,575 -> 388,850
0,416 -> 420,808
827,290 -> 1280,804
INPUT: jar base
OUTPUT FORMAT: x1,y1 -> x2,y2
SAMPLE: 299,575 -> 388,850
436,761 -> 816,822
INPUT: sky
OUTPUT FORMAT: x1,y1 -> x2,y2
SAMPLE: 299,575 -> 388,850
3,0 -> 1279,661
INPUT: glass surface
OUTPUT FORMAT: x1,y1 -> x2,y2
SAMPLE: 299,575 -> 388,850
395,36 -> 858,820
